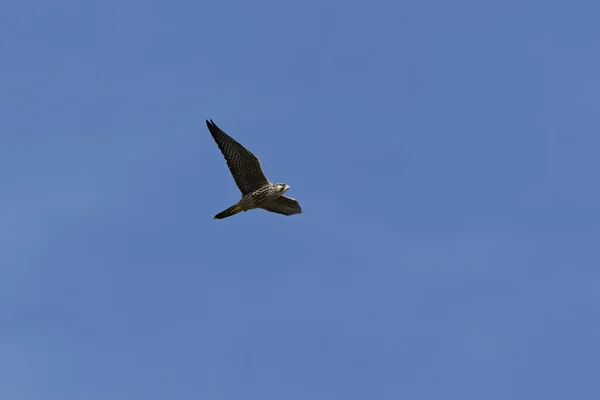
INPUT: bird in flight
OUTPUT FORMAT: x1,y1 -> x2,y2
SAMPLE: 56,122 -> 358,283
206,119 -> 302,219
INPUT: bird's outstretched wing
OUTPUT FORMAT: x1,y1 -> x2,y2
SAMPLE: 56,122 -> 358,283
206,119 -> 269,195
261,196 -> 302,216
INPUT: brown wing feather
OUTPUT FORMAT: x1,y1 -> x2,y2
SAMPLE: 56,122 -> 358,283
206,119 -> 269,195
261,196 -> 302,216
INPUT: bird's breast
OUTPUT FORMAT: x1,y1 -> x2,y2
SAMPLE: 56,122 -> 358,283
241,186 -> 282,208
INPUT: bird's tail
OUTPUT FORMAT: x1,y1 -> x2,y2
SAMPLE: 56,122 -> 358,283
214,204 -> 244,219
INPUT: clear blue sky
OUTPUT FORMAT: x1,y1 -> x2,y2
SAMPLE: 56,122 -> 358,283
2,1 -> 599,399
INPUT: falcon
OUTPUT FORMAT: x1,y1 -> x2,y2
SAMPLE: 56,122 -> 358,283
206,119 -> 302,219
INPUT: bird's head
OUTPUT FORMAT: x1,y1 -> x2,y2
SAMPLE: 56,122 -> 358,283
275,183 -> 291,193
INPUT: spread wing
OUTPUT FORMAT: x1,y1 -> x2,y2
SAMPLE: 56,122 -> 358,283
206,119 -> 269,195
261,196 -> 302,216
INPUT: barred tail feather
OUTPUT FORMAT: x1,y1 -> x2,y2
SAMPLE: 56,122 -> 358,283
214,204 -> 243,219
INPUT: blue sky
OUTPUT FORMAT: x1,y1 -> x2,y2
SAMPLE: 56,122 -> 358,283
2,0 -> 599,398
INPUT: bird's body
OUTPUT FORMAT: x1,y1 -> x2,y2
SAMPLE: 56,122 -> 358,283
214,183 -> 291,219
206,119 -> 302,219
